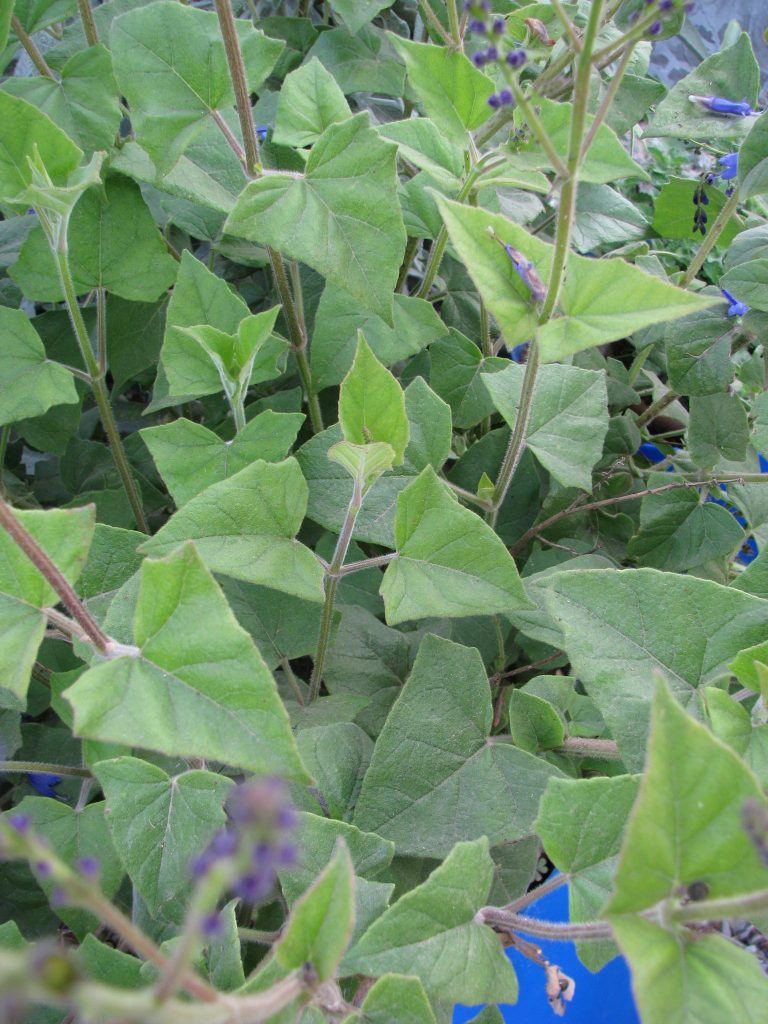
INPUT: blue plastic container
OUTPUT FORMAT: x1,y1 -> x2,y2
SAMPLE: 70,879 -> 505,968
453,878 -> 640,1023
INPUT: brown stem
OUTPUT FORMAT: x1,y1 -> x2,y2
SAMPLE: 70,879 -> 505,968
503,872 -> 569,913
0,497 -> 111,653
11,15 -> 54,77
559,736 -> 621,759
478,906 -> 613,941
214,0 -> 261,176
76,0 -> 100,46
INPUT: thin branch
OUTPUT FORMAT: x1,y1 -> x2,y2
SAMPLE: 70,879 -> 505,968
76,0 -> 100,46
550,0 -> 581,51
337,552 -> 398,576
559,736 -> 622,759
213,0 -> 261,175
11,15 -> 54,77
0,760 -> 91,778
478,906 -> 614,941
503,872 -> 569,914
419,0 -> 452,45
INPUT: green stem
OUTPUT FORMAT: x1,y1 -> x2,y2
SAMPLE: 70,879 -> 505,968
214,0 -> 261,176
11,14 -> 54,76
419,0 -> 452,46
0,496 -> 112,652
76,0 -> 100,45
53,249 -> 149,533
489,3 -> 602,527
635,390 -> 679,428
507,78 -> 569,180
416,165 -> 482,300
309,477 -> 363,702
580,43 -> 634,159
558,736 -> 622,759
280,657 -> 305,705
396,236 -> 420,292
446,0 -> 461,47
239,927 -> 281,944
0,760 -> 91,778
550,0 -> 581,50
445,479 -> 493,511
337,552 -> 397,576
96,287 -> 107,376
668,887 -> 768,925
0,424 -> 10,497
682,189 -> 740,286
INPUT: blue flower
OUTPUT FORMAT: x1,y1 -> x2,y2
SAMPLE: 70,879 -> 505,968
504,244 -> 547,301
509,342 -> 530,363
720,287 -> 748,318
26,773 -> 62,799
256,125 -> 269,143
690,95 -> 754,117
718,152 -> 738,180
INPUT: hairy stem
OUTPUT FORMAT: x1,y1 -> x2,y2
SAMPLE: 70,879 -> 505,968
0,760 -> 91,778
446,0 -> 461,47
503,872 -> 569,914
635,390 -> 679,428
0,496 -> 111,652
507,79 -> 569,180
214,0 -> 261,175
559,736 -> 622,759
478,906 -> 614,941
77,0 -> 100,45
11,15 -> 54,77
419,0 -> 452,45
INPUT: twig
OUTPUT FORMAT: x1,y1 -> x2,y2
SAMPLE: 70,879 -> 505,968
11,15 -> 54,77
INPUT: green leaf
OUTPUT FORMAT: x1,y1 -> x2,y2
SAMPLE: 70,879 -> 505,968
110,1 -> 283,172
572,183 -> 649,253
297,724 -> 373,821
11,174 -> 177,302
0,597 -> 47,712
10,797 -> 123,939
720,259 -> 768,313
511,96 -> 648,184
354,634 -> 560,856
345,974 -> 436,1024
330,0 -> 391,35
328,441 -> 396,491
612,917 -> 768,1024
378,118 -> 463,183
2,45 -> 121,154
628,472 -> 744,571
0,0 -> 11,53
482,363 -> 609,490
687,394 -> 749,467
536,775 -> 640,971
273,57 -> 351,148
387,35 -> 492,146
93,756 -> 233,921
545,567 -> 768,773
311,284 -> 446,392
11,0 -> 76,36
652,177 -> 739,244
739,109 -> 768,199
380,468 -> 533,625
404,377 -> 452,472
139,458 -> 325,603
65,544 -> 309,780
141,412 -> 304,507
607,679 -> 768,914
429,329 -> 508,430
78,524 -> 144,599
643,33 -> 760,145
665,305 -> 736,396
434,198 -> 712,358
0,307 -> 78,426
224,113 -> 405,324
339,334 -> 409,465
307,26 -> 405,97
508,690 -> 564,754
276,840 -> 355,982
344,837 -> 518,1006
0,92 -> 82,209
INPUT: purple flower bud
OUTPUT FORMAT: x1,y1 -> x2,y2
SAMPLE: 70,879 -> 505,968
491,17 -> 505,35
499,89 -> 513,106
504,244 -> 547,301
233,870 -> 275,904
76,856 -> 100,879
486,45 -> 499,61
718,152 -> 738,181
209,829 -> 239,857
721,287 -> 748,318
487,93 -> 502,110
472,52 -> 487,67
690,95 -> 754,117
8,814 -> 30,834
35,860 -> 52,878
659,0 -> 673,8
276,805 -> 298,830
51,887 -> 68,906
506,49 -> 527,68
276,842 -> 298,868
469,19 -> 487,34
201,912 -> 223,939
648,19 -> 662,35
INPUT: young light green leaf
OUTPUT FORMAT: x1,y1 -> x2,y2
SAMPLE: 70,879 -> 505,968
380,468 -> 533,624
140,458 -> 325,603
387,35 -> 493,146
0,307 -> 78,426
65,544 -> 310,780
607,678 -> 768,914
141,412 -> 304,507
612,917 -> 768,1024
110,1 -> 283,172
643,33 -> 760,145
93,756 -> 233,921
344,837 -> 518,1006
0,92 -> 82,209
404,377 -> 452,473
273,57 -> 351,148
11,175 -> 177,303
276,840 -> 355,982
2,45 -> 121,154
354,634 -> 561,856
536,775 -> 640,971
482,363 -> 609,490
628,473 -> 744,571
339,334 -> 409,465
343,974 -> 436,1024
224,113 -> 405,324
328,441 -> 396,490
310,284 -> 446,392
543,568 -> 768,769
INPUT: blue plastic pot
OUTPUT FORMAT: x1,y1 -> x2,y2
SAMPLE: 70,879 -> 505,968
453,878 -> 640,1023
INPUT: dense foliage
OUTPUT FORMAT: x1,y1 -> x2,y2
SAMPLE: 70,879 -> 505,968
1,0 -> 768,1021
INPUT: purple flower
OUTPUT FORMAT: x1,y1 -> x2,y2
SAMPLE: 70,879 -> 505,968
76,856 -> 100,879
27,773 -> 62,799
504,245 -> 547,301
659,0 -> 673,9
472,52 -> 487,68
506,49 -> 527,68
491,17 -> 505,35
721,287 -> 748,318
487,94 -> 501,109
690,95 -> 754,117
7,814 -> 30,834
718,152 -> 738,181
468,19 -> 487,34
485,45 -> 499,61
